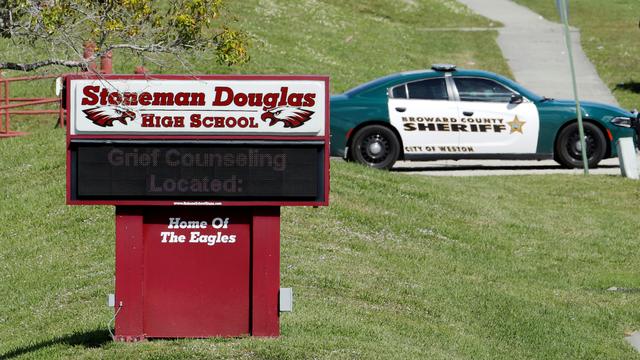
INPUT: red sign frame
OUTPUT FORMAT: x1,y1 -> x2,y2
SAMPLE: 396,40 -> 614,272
65,74 -> 330,207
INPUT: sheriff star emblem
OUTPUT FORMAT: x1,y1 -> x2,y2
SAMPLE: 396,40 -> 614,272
508,116 -> 526,134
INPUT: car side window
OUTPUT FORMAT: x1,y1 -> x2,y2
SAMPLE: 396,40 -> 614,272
391,84 -> 407,99
454,77 -> 515,103
407,78 -> 448,100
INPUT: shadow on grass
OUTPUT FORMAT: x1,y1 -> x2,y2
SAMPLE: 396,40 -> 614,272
0,329 -> 111,360
614,81 -> 640,94
391,163 -> 619,172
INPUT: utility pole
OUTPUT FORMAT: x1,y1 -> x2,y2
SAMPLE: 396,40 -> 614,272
558,0 -> 589,174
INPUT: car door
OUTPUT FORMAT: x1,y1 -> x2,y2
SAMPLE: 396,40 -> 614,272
451,77 -> 540,154
388,77 -> 460,156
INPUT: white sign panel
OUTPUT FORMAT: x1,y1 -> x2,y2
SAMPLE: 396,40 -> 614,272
68,77 -> 326,136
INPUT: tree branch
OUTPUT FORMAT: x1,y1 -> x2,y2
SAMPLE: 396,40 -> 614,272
0,42 -> 176,71
0,0 -> 249,72
105,43 -> 177,54
0,59 -> 87,71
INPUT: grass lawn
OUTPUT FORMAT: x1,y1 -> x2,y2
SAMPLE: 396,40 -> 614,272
512,0 -> 640,110
1,0 -> 640,358
2,119 -> 640,359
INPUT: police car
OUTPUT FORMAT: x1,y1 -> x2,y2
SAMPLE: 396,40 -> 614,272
330,65 -> 639,169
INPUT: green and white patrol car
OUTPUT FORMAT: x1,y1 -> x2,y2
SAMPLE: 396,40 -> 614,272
330,65 -> 639,169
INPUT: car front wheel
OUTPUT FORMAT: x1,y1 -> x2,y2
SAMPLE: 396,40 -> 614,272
554,122 -> 607,168
349,125 -> 400,170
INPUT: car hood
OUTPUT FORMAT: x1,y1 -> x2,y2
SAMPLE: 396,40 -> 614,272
540,98 -> 634,117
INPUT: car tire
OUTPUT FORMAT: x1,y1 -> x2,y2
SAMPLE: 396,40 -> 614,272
554,122 -> 607,168
349,125 -> 400,170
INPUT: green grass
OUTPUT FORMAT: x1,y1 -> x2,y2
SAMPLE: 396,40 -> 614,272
2,0 -> 640,358
512,0 -> 640,110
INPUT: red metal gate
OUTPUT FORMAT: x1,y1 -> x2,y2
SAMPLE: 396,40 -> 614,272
0,74 -> 66,137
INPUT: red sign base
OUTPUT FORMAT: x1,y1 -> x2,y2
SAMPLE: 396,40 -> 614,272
113,206 -> 281,340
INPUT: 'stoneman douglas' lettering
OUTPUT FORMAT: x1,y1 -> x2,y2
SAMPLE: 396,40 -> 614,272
211,86 -> 316,109
80,85 -> 317,109
81,85 -> 206,106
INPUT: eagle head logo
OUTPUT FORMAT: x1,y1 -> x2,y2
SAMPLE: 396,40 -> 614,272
83,106 -> 136,127
260,106 -> 314,128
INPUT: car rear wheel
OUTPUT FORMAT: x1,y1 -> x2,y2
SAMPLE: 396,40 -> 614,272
554,122 -> 607,168
349,125 -> 400,170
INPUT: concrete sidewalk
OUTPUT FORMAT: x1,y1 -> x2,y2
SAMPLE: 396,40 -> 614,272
457,0 -> 618,106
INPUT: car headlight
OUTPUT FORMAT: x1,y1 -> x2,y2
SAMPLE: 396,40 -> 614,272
611,116 -> 633,128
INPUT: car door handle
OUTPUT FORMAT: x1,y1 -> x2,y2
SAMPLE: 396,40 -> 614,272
395,107 -> 406,112
463,111 -> 474,116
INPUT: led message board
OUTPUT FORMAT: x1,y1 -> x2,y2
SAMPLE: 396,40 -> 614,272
66,74 -> 329,206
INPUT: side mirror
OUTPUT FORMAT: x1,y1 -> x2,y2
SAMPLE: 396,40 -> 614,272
509,94 -> 523,104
